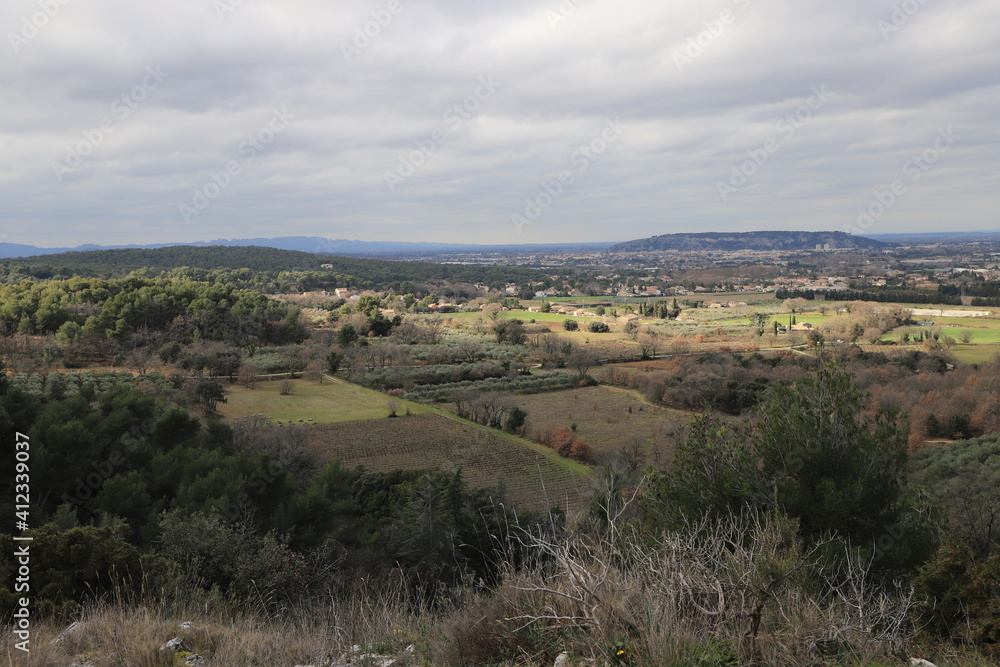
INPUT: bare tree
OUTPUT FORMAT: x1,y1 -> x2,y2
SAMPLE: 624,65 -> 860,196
279,379 -> 295,395
305,358 -> 326,384
783,297 -> 811,316
637,333 -> 659,359
568,348 -> 600,379
456,338 -> 484,362
454,390 -> 516,430
239,361 -> 259,389
125,346 -> 155,374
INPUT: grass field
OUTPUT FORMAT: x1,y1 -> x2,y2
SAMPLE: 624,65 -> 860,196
307,413 -> 590,512
712,310 -> 835,329
509,385 -> 692,466
218,377 -> 433,424
442,310 -> 602,323
948,344 -> 1000,364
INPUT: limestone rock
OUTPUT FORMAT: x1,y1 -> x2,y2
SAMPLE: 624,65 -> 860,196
160,637 -> 187,652
53,621 -> 82,645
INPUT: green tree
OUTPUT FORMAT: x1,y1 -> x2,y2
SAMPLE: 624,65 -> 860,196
326,350 -> 344,374
492,318 -> 525,344
337,323 -> 359,347
193,379 -> 227,415
646,364 -> 933,571
56,321 -> 83,346
356,294 -> 381,317
563,319 -> 578,331
748,312 -> 771,336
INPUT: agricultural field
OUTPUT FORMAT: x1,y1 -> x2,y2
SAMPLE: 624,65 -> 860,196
948,344 -> 1000,364
218,377 -> 433,424
441,310 -> 602,324
710,310 -> 835,329
883,312 -> 1000,363
509,385 -> 692,466
306,413 -> 590,512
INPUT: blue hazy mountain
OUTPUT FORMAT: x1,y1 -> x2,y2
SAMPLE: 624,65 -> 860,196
0,237 -> 615,259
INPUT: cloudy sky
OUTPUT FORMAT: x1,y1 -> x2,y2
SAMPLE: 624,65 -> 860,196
2,0 -> 998,247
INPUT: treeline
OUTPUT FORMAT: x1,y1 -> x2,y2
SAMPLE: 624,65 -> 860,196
0,376 -> 541,618
404,370 -> 578,402
599,347 -> 1000,449
937,276 -> 1000,304
635,299 -> 681,319
775,287 -> 961,305
0,246 -> 555,294
355,361 -> 511,393
0,276 -> 305,346
602,351 -> 798,414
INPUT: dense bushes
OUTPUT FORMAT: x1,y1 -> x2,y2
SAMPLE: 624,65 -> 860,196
601,351 -> 803,414
645,364 -> 936,574
536,426 -> 592,462
0,374 -> 542,619
358,361 -> 509,392
403,370 -> 578,402
0,276 -> 306,345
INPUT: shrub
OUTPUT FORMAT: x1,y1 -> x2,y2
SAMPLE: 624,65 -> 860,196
538,426 -> 592,462
646,364 -> 936,574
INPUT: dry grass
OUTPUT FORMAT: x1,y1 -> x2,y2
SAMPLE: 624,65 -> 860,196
510,385 -> 692,466
307,413 -> 591,513
15,586 -> 437,667
11,536 -> 999,667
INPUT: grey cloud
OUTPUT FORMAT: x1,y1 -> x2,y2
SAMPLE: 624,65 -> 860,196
0,0 -> 997,245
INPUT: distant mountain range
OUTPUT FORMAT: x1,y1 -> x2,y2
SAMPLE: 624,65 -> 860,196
0,237 -> 615,259
9,229 -> 995,260
610,231 -> 889,252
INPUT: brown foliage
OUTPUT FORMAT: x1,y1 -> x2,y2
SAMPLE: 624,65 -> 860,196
538,426 -> 593,463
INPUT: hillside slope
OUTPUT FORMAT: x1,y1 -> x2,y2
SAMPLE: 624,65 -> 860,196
0,245 -> 548,288
611,230 -> 888,252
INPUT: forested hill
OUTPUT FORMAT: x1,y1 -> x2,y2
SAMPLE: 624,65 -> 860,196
0,245 -> 551,290
611,231 -> 889,252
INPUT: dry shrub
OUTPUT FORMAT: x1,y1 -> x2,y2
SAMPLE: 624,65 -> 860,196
537,426 -> 593,463
499,510 -> 916,666
431,594 -> 519,665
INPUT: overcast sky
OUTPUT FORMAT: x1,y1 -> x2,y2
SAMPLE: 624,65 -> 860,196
2,0 -> 998,247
